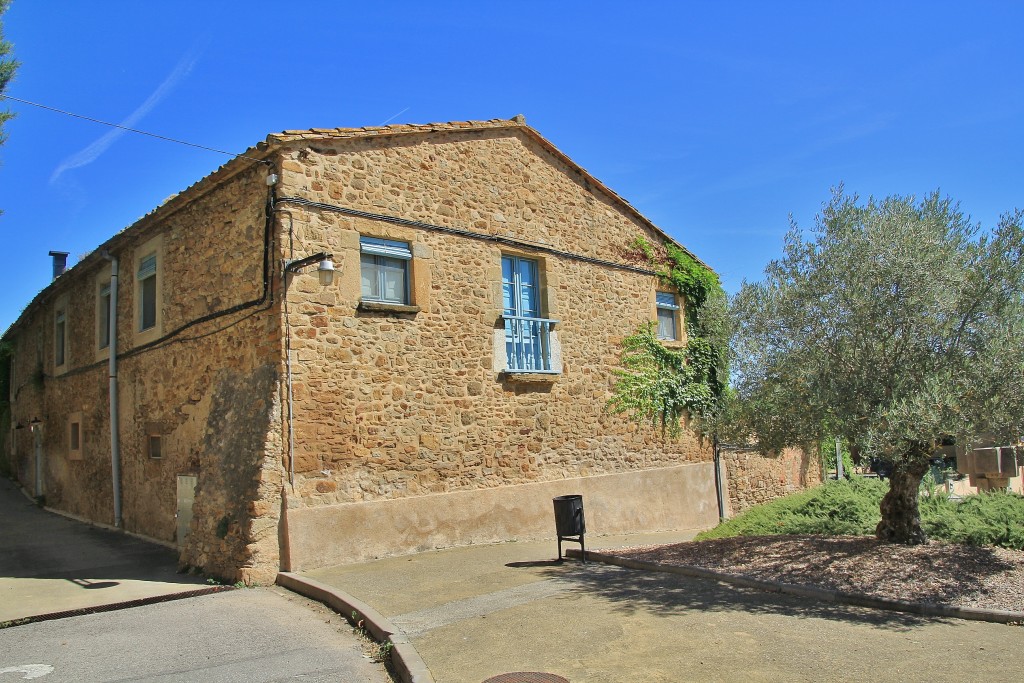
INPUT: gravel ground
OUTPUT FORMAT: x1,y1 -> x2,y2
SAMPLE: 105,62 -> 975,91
611,535 -> 1024,614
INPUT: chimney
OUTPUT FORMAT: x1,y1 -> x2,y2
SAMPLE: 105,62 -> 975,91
48,251 -> 70,280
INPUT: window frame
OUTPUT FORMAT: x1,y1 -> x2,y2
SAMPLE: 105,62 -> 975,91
98,280 -> 112,350
133,235 -> 163,345
138,253 -> 158,332
655,291 -> 681,341
359,237 -> 412,306
147,433 -> 163,460
53,294 -> 70,374
68,411 -> 83,461
500,253 -> 559,374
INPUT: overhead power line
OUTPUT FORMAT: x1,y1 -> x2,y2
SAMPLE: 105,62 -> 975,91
1,94 -> 270,164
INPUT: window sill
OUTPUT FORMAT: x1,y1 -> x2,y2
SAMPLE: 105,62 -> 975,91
501,371 -> 560,384
357,301 -> 421,315
659,338 -> 687,349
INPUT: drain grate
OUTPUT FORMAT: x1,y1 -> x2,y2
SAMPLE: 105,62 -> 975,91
482,674 -> 570,683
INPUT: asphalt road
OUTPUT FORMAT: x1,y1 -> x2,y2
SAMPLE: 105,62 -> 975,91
0,477 -> 392,682
0,587 -> 390,682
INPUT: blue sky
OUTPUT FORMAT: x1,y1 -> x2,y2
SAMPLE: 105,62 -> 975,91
2,1 -> 1022,328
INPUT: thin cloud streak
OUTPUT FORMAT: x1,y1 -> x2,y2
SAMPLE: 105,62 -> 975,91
50,43 -> 205,183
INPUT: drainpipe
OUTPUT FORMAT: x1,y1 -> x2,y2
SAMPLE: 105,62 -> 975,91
32,422 -> 43,498
104,252 -> 123,528
284,269 -> 295,489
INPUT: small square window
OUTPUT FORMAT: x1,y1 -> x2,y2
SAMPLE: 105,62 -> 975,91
656,292 -> 680,341
360,237 -> 411,305
68,412 -> 83,460
147,434 -> 162,459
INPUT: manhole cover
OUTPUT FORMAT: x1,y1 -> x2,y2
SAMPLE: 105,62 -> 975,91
482,674 -> 570,683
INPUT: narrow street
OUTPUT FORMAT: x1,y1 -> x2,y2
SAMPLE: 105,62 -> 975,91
0,478 -> 391,682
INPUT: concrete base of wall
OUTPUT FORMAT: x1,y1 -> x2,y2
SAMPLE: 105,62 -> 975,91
283,462 -> 718,572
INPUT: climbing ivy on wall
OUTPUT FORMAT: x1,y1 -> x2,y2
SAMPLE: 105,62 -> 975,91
607,237 -> 730,438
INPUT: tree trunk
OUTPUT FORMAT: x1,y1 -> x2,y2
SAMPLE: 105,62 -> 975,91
875,457 -> 929,544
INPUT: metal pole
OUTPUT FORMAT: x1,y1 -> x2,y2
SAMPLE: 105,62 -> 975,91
713,437 -> 726,521
33,427 -> 42,498
835,437 -> 844,480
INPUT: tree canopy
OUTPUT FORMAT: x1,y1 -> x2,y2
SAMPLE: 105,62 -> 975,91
0,0 -> 17,147
730,188 -> 1024,543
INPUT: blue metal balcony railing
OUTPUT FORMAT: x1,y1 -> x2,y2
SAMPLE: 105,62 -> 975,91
503,315 -> 558,373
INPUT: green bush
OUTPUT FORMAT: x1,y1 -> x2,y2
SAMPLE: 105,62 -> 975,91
696,479 -> 1024,550
922,492 -> 1024,550
697,478 -> 887,540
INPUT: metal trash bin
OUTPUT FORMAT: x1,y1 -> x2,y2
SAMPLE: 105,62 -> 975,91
553,494 -> 586,562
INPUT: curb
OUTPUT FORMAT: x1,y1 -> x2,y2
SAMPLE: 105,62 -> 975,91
567,548 -> 1024,625
276,572 -> 435,683
0,585 -> 236,629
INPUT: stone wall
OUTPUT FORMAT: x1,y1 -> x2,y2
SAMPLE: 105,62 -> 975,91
5,162 -> 284,583
268,125 -> 717,565
721,446 -> 823,515
276,127 -> 712,506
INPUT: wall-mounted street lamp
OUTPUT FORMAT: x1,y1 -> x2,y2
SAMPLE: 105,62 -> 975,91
284,252 -> 335,286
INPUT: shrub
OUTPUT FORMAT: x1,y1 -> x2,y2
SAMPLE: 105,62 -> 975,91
922,492 -> 1024,550
697,479 -> 1024,550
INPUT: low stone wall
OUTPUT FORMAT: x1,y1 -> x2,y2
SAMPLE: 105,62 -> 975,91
721,446 -> 822,516
283,462 -> 718,571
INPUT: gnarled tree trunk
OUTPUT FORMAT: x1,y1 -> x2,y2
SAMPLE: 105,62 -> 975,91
875,457 -> 930,544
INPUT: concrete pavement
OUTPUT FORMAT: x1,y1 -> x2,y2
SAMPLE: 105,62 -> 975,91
0,476 -> 209,623
304,532 -> 1024,682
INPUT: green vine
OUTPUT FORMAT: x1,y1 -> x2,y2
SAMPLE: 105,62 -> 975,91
610,237 -> 729,437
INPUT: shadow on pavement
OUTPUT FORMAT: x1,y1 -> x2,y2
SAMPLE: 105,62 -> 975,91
1,477 -> 207,623
515,560 -> 944,631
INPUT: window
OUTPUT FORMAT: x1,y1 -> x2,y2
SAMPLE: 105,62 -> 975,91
360,237 -> 412,305
138,253 -> 157,331
98,281 -> 111,349
68,411 -> 83,460
502,255 -> 556,372
7,351 -> 14,404
656,292 -> 680,341
133,235 -> 163,342
147,434 -> 162,459
54,306 -> 67,368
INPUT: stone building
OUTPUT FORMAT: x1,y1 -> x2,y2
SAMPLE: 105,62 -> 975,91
3,117 -> 818,582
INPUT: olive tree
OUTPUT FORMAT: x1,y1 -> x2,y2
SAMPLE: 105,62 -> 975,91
0,0 -> 17,145
731,189 -> 1024,544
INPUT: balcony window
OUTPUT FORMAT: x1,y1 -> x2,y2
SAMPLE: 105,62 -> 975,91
502,255 -> 556,372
